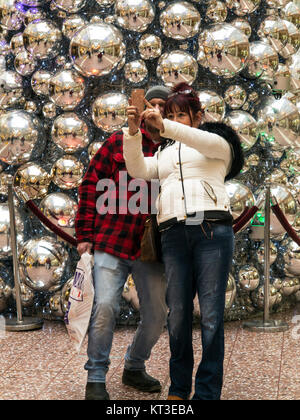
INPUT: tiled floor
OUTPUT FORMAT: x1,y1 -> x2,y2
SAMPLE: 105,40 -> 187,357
1,305 -> 300,400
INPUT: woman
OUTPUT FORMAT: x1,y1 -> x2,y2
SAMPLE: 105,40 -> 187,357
123,83 -> 243,400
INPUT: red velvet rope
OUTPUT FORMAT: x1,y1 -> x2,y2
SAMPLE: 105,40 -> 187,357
233,206 -> 259,234
26,200 -> 78,247
25,197 -> 261,246
271,204 -> 300,246
233,206 -> 249,225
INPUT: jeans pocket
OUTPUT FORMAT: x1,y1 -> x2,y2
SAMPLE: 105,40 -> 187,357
209,223 -> 233,238
94,251 -> 119,271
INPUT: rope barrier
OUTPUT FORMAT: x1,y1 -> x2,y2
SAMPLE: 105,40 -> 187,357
25,200 -> 78,247
231,203 -> 300,242
232,206 -> 249,225
29,198 -> 299,247
271,204 -> 300,247
233,206 -> 259,234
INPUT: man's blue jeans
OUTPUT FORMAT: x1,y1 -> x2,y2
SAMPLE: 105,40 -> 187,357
85,251 -> 167,383
161,222 -> 234,400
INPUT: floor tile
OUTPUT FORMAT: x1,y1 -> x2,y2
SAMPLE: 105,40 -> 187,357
1,310 -> 300,400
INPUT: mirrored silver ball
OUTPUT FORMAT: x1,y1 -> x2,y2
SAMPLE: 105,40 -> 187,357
51,155 -> 84,189
19,236 -> 68,292
23,20 -> 62,59
0,110 -> 45,165
224,111 -> 258,152
238,265 -> 260,291
51,112 -> 90,153
0,203 -> 24,259
197,23 -> 249,78
124,60 -> 148,84
92,92 -> 128,132
49,70 -> 85,111
198,90 -> 225,122
157,50 -> 198,87
225,180 -> 255,221
115,0 -> 155,33
0,70 -> 23,109
39,192 -> 78,236
138,34 -> 162,60
160,1 -> 201,40
0,0 -> 23,30
70,23 -> 126,77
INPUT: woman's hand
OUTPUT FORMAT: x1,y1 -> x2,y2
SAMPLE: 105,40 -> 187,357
142,99 -> 165,132
127,99 -> 142,136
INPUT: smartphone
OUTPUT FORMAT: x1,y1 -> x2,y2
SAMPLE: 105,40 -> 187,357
131,89 -> 145,114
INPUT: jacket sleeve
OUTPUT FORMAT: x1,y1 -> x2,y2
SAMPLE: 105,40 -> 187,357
161,119 -> 231,163
122,127 -> 159,181
75,137 -> 114,243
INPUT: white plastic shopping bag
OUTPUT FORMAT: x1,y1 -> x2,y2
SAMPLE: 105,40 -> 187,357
64,252 -> 94,353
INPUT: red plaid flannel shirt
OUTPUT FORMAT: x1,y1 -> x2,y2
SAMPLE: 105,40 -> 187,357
75,129 -> 159,260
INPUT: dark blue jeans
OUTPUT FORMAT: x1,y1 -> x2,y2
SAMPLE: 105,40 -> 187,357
161,222 -> 234,400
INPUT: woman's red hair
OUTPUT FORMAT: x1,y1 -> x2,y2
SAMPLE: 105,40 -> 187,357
164,83 -> 202,118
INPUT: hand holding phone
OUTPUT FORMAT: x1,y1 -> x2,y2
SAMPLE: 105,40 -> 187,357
127,89 -> 145,136
131,89 -> 145,114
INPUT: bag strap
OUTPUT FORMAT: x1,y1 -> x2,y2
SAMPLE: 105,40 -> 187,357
178,142 -> 188,218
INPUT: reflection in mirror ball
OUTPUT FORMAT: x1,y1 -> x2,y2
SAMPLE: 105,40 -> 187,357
14,162 -> 51,201
0,70 -> 23,109
225,0 -> 261,17
40,192 -> 78,236
0,110 -> 45,165
92,93 -> 128,132
160,1 -> 201,40
157,50 -> 198,86
224,111 -> 258,151
51,155 -> 84,189
257,97 -> 300,149
198,90 -> 225,122
51,113 -> 90,153
49,70 -> 85,111
124,60 -> 148,84
70,23 -> 126,77
23,20 -> 62,59
0,203 -> 24,259
19,237 -> 68,292
139,34 -> 162,60
198,23 -> 249,78
115,0 -> 155,33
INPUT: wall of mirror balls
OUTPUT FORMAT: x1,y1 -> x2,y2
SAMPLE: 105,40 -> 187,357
0,0 -> 300,324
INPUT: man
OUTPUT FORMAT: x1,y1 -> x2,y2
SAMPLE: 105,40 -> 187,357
75,85 -> 170,400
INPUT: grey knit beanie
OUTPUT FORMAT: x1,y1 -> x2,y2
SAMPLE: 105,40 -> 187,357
145,85 -> 170,101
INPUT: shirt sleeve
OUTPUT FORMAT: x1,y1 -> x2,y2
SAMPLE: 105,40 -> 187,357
122,127 -> 159,181
75,137 -> 114,244
161,119 -> 232,163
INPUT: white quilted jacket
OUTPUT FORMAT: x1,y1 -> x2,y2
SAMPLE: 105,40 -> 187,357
123,119 -> 232,225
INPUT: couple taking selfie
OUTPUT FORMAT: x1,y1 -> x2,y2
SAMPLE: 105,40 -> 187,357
75,82 -> 244,400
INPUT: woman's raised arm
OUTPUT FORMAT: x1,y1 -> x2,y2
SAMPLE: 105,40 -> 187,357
122,127 -> 159,181
161,119 -> 231,162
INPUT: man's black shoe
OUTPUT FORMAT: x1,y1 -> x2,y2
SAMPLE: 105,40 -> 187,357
85,382 -> 110,400
122,369 -> 162,392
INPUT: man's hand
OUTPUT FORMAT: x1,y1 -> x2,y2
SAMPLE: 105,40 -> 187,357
141,99 -> 164,132
77,242 -> 93,256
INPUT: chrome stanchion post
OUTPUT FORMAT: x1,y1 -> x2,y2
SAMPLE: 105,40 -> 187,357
5,180 -> 43,332
264,185 -> 271,324
243,184 -> 289,333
